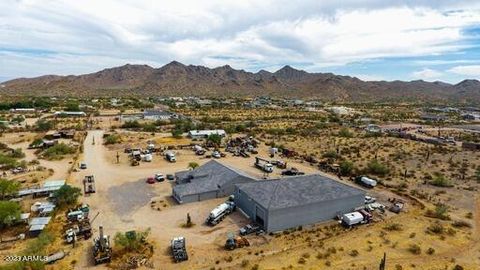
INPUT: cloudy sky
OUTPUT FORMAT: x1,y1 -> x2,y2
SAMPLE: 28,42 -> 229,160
1,0 -> 480,83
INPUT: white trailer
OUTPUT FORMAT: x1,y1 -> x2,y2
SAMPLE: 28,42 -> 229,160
341,212 -> 364,226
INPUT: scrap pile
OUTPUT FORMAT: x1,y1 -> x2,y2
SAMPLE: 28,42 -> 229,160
226,136 -> 259,157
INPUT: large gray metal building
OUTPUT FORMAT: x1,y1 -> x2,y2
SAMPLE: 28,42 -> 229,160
172,160 -> 256,203
234,174 -> 365,232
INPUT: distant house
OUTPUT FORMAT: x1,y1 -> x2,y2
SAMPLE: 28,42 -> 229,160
421,114 -> 446,122
143,110 -> 175,120
188,129 -> 226,139
18,180 -> 65,197
9,108 -> 36,113
54,111 -> 86,117
172,160 -> 256,203
462,113 -> 480,121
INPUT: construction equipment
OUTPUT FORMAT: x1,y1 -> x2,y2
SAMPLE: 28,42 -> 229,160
65,212 -> 98,244
254,157 -> 273,173
130,159 -> 139,166
206,201 -> 236,226
171,236 -> 188,263
225,234 -> 250,250
83,175 -> 96,194
93,226 -> 112,265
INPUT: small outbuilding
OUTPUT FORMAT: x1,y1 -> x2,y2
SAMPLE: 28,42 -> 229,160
188,129 -> 226,139
172,160 -> 256,203
234,174 -> 365,232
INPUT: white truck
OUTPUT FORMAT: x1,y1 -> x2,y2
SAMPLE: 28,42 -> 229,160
165,151 -> 176,162
355,176 -> 377,188
206,201 -> 236,226
255,157 -> 274,173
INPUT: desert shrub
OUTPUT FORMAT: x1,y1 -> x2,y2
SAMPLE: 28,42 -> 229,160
383,223 -> 403,231
367,160 -> 390,176
241,260 -> 249,267
43,143 -> 76,159
122,120 -> 141,129
430,173 -> 453,187
451,220 -> 472,228
35,119 -> 54,131
452,265 -> 464,270
425,204 -> 450,220
408,244 -> 421,255
339,160 -> 355,176
0,153 -> 24,170
426,247 -> 435,255
426,222 -> 445,235
338,128 -> 353,138
323,150 -> 339,159
104,134 -> 121,145
114,228 -> 151,252
298,257 -> 306,264
349,249 -> 359,257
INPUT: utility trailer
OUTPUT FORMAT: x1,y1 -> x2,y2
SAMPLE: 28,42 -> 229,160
83,175 -> 96,194
254,157 -> 273,173
206,201 -> 236,226
171,237 -> 188,263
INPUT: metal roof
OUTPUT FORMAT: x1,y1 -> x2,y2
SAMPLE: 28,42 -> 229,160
29,217 -> 51,226
29,224 -> 46,231
236,174 -> 365,210
173,160 -> 256,197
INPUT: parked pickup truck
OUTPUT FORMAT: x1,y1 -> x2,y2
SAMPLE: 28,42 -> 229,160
239,224 -> 263,236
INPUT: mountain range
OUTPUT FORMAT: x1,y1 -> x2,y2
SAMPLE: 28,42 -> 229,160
1,61 -> 479,103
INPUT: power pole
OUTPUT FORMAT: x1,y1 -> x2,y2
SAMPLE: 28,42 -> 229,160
116,152 -> 120,164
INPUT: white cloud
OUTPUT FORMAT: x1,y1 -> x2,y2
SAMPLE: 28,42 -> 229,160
412,68 -> 443,80
448,65 -> 480,77
0,0 -> 480,79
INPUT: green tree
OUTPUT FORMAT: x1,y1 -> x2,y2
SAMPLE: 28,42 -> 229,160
207,134 -> 222,146
35,119 -> 54,131
65,101 -> 80,111
171,129 -> 183,139
188,162 -> 199,170
476,167 -> 480,182
0,179 -> 20,200
0,201 -> 21,228
339,160 -> 355,176
53,184 -> 81,208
